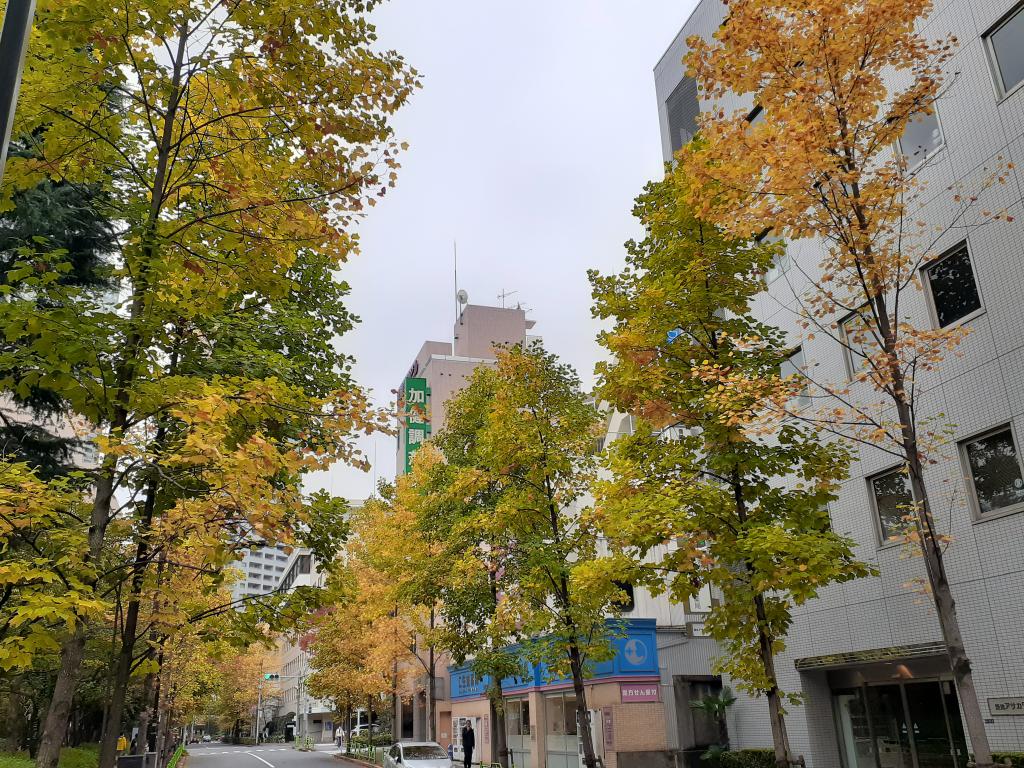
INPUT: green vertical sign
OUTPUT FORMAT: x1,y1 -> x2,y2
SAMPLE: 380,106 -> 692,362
403,377 -> 430,474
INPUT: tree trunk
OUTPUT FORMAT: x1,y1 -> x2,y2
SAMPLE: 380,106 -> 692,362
36,628 -> 86,768
3,684 -> 26,752
754,593 -> 793,768
568,645 -> 598,768
488,682 -> 509,768
134,671 -> 156,755
900,405 -> 993,766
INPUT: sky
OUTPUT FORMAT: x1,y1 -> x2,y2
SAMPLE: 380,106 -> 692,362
308,1 -> 699,501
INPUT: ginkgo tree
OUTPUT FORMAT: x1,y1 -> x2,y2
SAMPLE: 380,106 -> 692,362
1,2 -> 416,766
682,0 -> 1013,762
590,167 -> 872,768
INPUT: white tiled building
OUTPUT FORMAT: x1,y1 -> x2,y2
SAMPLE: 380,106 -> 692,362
654,1 -> 1024,767
229,545 -> 292,605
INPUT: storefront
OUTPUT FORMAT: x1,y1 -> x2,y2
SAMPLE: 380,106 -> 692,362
448,619 -> 669,768
797,645 -> 969,768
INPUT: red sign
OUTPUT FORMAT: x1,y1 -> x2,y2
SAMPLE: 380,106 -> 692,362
620,682 -> 660,703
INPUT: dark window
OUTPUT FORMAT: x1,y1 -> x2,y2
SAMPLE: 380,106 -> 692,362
298,554 -> 311,574
962,426 -> 1024,515
898,109 -> 943,164
613,582 -> 635,612
987,3 -> 1024,96
746,105 -> 765,125
870,468 -> 913,542
666,76 -> 701,153
925,243 -> 981,327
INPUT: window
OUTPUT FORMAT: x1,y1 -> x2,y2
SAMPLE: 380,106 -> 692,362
613,582 -> 636,612
986,2 -> 1024,97
757,229 -> 789,283
688,584 -> 713,614
780,347 -> 811,407
869,468 -> 913,543
925,242 -> 982,327
746,105 -> 765,125
840,309 -> 880,377
507,699 -> 531,736
897,108 -> 943,165
961,425 -> 1024,516
666,76 -> 701,153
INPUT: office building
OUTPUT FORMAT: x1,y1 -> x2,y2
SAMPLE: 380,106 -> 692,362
654,1 -> 1024,767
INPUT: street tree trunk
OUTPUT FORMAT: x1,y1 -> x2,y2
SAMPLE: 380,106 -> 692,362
754,593 -> 793,768
134,671 -> 156,755
568,645 -> 598,768
488,682 -> 509,768
870,288 -> 994,768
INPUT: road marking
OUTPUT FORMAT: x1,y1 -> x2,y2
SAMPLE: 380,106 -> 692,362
245,752 -> 275,767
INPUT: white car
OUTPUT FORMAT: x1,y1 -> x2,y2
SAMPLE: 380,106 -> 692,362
383,741 -> 451,768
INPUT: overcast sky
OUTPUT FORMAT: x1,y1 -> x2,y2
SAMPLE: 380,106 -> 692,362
308,1 -> 699,501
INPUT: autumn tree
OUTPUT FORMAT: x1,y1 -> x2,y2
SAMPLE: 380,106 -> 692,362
433,345 -> 624,768
590,168 -> 872,768
683,0 -> 1011,761
2,2 -> 416,766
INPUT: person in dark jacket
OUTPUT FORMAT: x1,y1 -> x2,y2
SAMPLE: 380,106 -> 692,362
461,722 -> 475,768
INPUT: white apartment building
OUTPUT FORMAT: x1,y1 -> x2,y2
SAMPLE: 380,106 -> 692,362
655,2 -> 1024,768
230,544 -> 292,605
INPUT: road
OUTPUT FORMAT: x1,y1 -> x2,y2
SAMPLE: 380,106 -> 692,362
187,742 -> 361,768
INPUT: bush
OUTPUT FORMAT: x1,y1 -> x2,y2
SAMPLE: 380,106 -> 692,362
993,754 -> 1024,768
704,749 -> 776,768
0,745 -> 98,768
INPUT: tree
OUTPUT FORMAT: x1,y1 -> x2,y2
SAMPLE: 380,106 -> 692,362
433,345 -> 623,768
2,2 -> 416,766
682,1 -> 1013,762
590,168 -> 872,768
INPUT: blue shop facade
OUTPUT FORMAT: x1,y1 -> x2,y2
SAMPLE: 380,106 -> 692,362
442,619 -> 670,768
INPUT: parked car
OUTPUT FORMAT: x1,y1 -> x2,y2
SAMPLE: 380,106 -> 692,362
351,723 -> 381,737
383,741 -> 451,768
202,735 -> 212,743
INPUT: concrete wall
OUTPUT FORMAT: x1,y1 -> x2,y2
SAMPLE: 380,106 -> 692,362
654,0 -> 1024,763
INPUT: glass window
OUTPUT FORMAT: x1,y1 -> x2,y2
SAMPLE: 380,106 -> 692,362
402,746 -> 447,760
521,700 -> 530,735
962,426 -> 1024,515
780,347 -> 810,407
840,310 -> 880,375
987,4 -> 1024,96
898,109 -> 943,164
870,468 -> 913,542
758,230 -> 789,283
563,696 -> 578,736
666,76 -> 701,153
925,243 -> 982,327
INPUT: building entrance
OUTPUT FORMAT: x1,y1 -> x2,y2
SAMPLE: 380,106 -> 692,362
833,680 -> 967,768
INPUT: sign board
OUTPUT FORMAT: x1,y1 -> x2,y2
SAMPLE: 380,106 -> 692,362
602,707 -> 614,749
687,622 -> 709,637
989,697 -> 1024,716
402,377 -> 430,474
620,682 -> 660,703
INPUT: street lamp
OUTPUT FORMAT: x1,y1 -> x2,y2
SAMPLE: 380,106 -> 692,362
0,0 -> 36,187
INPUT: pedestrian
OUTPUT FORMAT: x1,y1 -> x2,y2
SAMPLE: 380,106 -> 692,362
461,721 -> 475,768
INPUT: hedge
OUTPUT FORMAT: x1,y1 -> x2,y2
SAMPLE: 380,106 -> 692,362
703,749 -> 776,768
992,754 -> 1024,768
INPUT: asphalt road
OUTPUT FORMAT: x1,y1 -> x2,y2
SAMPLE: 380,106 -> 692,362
186,743 -> 359,768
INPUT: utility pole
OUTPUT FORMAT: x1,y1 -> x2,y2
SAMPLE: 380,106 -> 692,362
255,675 -> 264,746
0,0 -> 36,187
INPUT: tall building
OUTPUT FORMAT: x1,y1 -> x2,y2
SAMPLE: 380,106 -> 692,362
230,544 -> 292,605
397,302 -> 540,476
655,2 -> 1024,767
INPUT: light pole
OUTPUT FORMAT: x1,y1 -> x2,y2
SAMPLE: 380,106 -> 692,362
0,0 -> 36,187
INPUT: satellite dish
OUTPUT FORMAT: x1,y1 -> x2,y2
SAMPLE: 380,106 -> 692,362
457,289 -> 469,305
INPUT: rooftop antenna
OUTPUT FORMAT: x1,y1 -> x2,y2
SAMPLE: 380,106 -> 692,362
497,289 -> 517,308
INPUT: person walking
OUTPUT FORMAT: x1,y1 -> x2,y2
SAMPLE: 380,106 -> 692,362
461,721 -> 475,768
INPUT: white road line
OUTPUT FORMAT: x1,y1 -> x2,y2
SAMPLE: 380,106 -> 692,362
245,751 -> 275,767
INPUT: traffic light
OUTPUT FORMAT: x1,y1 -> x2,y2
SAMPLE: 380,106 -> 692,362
264,673 -> 280,681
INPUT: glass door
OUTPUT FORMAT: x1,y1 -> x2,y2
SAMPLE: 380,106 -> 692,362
833,680 -> 968,768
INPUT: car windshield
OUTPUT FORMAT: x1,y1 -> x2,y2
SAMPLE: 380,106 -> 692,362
403,745 -> 447,759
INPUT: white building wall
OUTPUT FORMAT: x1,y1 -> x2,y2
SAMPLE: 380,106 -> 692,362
655,0 -> 1024,763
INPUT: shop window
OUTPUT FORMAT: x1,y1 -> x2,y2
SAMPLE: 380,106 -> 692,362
868,467 -> 913,543
960,425 -> 1024,517
924,242 -> 982,328
986,2 -> 1024,98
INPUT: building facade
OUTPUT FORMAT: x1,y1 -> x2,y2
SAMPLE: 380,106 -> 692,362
654,2 -> 1024,768
230,544 -> 292,606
